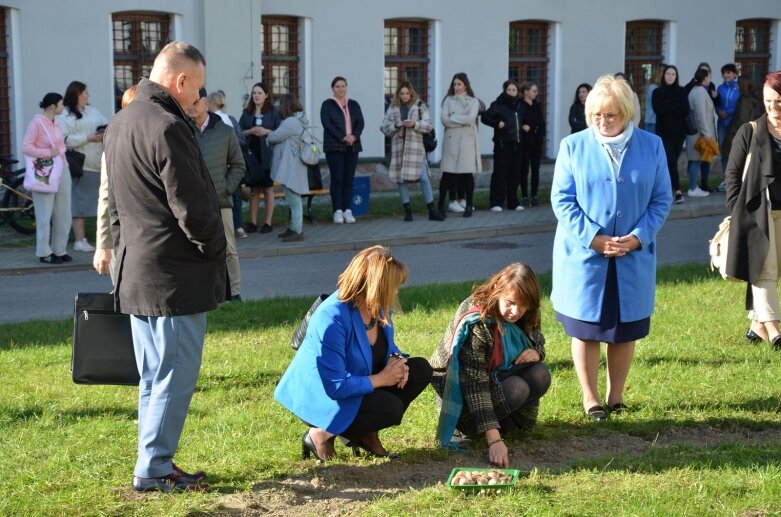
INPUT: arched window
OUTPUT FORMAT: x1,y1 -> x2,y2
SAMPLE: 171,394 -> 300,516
509,20 -> 550,156
261,16 -> 300,96
112,12 -> 171,112
735,19 -> 772,87
625,20 -> 665,122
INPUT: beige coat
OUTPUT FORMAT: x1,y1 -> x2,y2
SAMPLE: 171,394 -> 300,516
440,94 -> 482,173
380,101 -> 432,183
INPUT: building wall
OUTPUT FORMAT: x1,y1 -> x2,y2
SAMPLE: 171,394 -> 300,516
6,0 -> 781,161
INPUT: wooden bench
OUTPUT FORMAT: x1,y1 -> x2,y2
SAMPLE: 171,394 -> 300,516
272,182 -> 330,223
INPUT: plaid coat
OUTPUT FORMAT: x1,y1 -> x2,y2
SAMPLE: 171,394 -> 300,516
430,297 -> 546,438
380,101 -> 432,183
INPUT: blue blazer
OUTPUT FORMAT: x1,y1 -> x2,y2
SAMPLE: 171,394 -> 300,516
550,127 -> 672,323
274,292 -> 403,434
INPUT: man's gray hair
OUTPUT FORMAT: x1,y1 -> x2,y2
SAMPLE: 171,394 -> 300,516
158,41 -> 206,67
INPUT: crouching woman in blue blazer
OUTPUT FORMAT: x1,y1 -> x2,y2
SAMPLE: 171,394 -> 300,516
275,245 -> 433,460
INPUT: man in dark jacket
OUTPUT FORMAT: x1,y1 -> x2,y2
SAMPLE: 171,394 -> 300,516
104,41 -> 226,493
189,87 -> 245,301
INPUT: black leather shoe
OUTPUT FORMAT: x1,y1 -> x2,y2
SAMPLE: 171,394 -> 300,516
39,254 -> 62,264
278,228 -> 295,238
608,402 -> 628,416
772,335 -> 781,351
132,471 -> 209,492
586,405 -> 607,421
260,223 -> 273,233
746,328 -> 763,344
56,254 -> 73,262
244,223 -> 258,233
302,430 -> 327,461
341,437 -> 399,459
462,206 -> 472,218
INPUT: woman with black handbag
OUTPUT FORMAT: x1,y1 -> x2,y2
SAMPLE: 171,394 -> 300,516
58,81 -> 108,253
725,71 -> 781,349
380,81 -> 444,222
239,82 -> 280,234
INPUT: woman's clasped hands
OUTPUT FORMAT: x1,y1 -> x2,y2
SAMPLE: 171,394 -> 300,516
591,234 -> 641,258
371,354 -> 409,389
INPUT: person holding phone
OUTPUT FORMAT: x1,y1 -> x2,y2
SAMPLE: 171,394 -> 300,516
57,80 -> 108,253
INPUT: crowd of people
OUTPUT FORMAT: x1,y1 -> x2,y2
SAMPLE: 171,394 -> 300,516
20,38 -> 781,493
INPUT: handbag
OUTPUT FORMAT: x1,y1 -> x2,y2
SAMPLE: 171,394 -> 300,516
299,126 -> 322,166
685,112 -> 698,135
417,101 -> 437,152
65,149 -> 86,179
307,164 -> 323,191
242,147 -> 266,186
291,294 -> 329,350
709,121 -> 757,280
23,119 -> 63,193
71,292 -> 140,385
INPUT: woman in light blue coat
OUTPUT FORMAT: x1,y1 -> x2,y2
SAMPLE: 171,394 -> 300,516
267,94 -> 311,242
275,245 -> 432,461
551,75 -> 672,422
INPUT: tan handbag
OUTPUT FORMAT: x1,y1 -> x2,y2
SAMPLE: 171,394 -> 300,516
708,121 -> 757,280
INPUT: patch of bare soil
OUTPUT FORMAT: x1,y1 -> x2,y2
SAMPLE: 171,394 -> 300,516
213,426 -> 781,516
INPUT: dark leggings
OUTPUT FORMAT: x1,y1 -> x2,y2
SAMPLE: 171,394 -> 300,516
498,362 -> 551,432
340,357 -> 433,441
660,133 -> 684,192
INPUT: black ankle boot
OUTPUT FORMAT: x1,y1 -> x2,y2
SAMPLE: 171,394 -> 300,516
427,202 -> 445,221
437,201 -> 447,219
403,203 -> 413,222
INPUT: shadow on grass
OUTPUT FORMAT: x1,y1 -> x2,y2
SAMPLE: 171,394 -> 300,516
196,370 -> 283,392
1,404 -> 137,425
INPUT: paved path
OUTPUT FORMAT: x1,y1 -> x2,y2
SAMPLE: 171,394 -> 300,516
0,192 -> 727,325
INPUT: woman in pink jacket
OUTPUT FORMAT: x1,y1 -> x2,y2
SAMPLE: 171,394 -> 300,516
23,92 -> 71,264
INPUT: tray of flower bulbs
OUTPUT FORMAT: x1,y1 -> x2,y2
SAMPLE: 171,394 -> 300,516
446,467 -> 520,493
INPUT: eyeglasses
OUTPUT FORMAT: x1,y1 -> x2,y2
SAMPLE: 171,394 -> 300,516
592,113 -> 618,122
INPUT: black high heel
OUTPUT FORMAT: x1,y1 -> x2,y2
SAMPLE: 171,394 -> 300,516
301,430 -> 325,461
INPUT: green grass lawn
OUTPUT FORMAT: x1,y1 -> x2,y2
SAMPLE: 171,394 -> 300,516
1,264 -> 780,516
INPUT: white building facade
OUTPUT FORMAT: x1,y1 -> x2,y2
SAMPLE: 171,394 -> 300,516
4,0 -> 781,162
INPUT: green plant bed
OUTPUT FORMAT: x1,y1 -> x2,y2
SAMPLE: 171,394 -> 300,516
1,263 -> 778,515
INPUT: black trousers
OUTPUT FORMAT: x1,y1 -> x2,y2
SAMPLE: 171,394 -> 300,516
491,142 -> 522,209
660,133 -> 684,192
340,357 -> 432,441
520,138 -> 543,198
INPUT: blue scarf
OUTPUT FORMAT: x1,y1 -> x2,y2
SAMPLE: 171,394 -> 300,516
435,312 -> 531,447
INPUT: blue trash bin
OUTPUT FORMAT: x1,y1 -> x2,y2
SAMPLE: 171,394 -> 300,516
350,176 -> 370,216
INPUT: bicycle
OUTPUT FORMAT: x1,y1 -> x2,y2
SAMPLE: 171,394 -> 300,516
0,156 -> 36,235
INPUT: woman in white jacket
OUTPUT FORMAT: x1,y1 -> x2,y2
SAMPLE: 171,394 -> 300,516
267,94 -> 311,242
57,81 -> 108,252
439,73 -> 482,217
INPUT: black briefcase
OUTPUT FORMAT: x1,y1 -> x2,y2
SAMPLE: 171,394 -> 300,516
71,292 -> 140,385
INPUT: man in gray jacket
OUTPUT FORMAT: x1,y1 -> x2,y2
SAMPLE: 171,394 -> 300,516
104,41 -> 226,492
189,87 -> 246,301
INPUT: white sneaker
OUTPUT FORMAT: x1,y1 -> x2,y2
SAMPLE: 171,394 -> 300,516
458,199 -> 467,208
490,206 -> 503,213
73,239 -> 95,252
448,201 -> 465,213
687,187 -> 710,198
235,228 -> 247,239
716,180 -> 727,192
333,210 -> 344,224
515,205 -> 525,211
343,209 -> 356,224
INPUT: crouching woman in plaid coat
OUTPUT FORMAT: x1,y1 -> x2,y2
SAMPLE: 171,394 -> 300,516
430,263 -> 550,467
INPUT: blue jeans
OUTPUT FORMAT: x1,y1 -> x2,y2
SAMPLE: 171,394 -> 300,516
284,187 -> 303,233
326,150 -> 359,212
398,160 -> 434,204
687,160 -> 710,191
131,313 -> 207,478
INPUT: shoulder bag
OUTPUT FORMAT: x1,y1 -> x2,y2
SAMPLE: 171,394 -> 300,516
709,121 -> 757,280
23,119 -> 63,193
291,294 -> 329,350
299,125 -> 322,166
71,292 -> 139,385
417,101 -> 437,153
65,149 -> 86,179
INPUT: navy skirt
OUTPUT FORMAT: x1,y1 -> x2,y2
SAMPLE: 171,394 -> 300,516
556,258 -> 650,343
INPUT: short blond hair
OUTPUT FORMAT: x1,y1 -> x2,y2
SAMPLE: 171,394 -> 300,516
337,245 -> 408,326
585,74 -> 636,130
